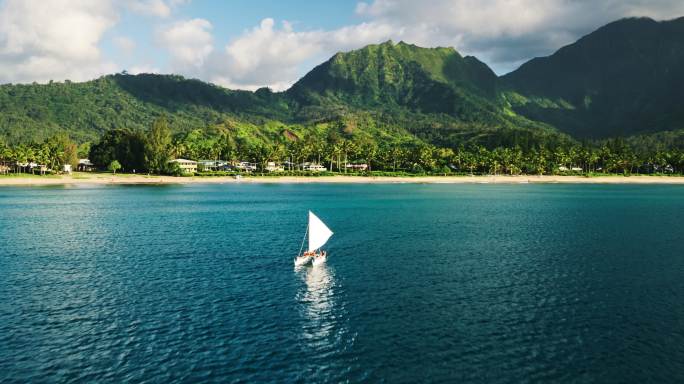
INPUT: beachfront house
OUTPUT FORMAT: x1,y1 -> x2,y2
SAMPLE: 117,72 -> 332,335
198,160 -> 233,172
265,162 -> 284,172
29,163 -> 48,175
168,159 -> 197,174
198,160 -> 215,171
345,163 -> 368,171
0,164 -> 9,174
235,161 -> 257,172
17,162 -> 30,173
78,159 -> 95,172
302,162 -> 327,172
282,160 -> 296,171
219,162 -> 234,171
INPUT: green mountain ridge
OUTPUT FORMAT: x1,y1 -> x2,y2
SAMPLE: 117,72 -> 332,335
1,16 -> 683,149
501,16 -> 684,138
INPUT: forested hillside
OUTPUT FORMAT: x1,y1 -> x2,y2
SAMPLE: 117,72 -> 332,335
2,17 -> 684,175
501,17 -> 684,138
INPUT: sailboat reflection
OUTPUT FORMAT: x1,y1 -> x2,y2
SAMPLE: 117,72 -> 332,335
299,264 -> 335,341
296,263 -> 355,377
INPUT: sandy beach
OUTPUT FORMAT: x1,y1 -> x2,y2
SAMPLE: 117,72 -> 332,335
2,173 -> 684,186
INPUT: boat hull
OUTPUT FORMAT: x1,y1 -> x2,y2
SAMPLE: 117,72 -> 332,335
311,254 -> 327,266
294,255 -> 312,266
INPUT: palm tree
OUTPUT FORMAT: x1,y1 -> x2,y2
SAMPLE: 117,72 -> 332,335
360,141 -> 378,172
14,145 -> 28,173
329,141 -> 342,172
476,146 -> 489,175
588,150 -> 600,173
390,146 -> 405,172
461,151 -> 477,175
532,147 -> 548,175
340,139 -> 357,173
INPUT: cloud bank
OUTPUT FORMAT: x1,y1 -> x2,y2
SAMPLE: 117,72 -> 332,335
0,0 -> 683,89
192,0 -> 684,90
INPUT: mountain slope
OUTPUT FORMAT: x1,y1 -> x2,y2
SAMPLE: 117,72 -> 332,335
0,74 -> 292,143
0,42 -> 567,149
288,40 -> 499,117
285,40 -> 565,148
3,18 -> 684,147
502,17 -> 684,138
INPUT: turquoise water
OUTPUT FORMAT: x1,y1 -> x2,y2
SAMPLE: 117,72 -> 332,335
1,184 -> 684,383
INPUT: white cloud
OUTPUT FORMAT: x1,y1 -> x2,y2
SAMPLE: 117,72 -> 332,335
129,65 -> 161,74
197,1 -> 684,90
113,36 -> 136,56
157,18 -> 213,70
204,18 -> 394,90
125,0 -> 191,18
0,0 -> 118,84
354,0 -> 684,73
1,0 -> 683,88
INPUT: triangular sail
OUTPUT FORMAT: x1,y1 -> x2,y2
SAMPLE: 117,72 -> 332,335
308,211 -> 333,252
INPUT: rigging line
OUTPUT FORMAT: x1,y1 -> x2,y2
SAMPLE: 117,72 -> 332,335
298,223 -> 308,257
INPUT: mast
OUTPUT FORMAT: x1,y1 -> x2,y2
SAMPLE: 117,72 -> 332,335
298,223 -> 309,257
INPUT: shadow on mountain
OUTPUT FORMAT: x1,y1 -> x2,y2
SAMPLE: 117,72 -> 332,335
111,73 -> 291,119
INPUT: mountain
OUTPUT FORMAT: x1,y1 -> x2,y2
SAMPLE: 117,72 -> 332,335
2,17 -> 684,148
501,17 -> 684,138
0,41 -> 564,150
286,40 -> 562,148
0,74 -> 292,143
288,40 -> 498,112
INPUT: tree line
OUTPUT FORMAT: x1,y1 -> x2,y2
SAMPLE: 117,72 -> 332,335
2,117 -> 684,176
0,133 -> 82,173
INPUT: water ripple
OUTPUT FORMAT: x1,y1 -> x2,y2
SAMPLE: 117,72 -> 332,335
1,184 -> 684,382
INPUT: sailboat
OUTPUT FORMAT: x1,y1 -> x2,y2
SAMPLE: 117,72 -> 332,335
294,211 -> 334,267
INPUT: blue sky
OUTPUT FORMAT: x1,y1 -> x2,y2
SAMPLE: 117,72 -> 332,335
1,0 -> 683,89
102,0 -> 362,79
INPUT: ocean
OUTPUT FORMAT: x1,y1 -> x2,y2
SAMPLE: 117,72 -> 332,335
1,183 -> 683,383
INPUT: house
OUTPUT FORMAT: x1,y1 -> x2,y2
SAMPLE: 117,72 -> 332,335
235,161 -> 257,172
198,160 -> 220,172
558,166 -> 569,172
197,160 -> 232,172
218,162 -> 234,171
282,160 -> 296,171
302,162 -> 327,172
571,167 -> 583,172
30,163 -> 48,175
265,162 -> 284,172
168,159 -> 197,174
78,159 -> 95,172
345,163 -> 368,171
0,164 -> 9,174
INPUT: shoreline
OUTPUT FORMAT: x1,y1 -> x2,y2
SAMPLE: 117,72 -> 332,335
2,173 -> 684,186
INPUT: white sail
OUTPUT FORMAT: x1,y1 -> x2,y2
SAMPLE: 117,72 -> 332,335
308,211 -> 333,252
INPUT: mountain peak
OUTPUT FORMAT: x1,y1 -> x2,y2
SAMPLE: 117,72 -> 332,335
502,16 -> 684,138
288,41 -> 497,112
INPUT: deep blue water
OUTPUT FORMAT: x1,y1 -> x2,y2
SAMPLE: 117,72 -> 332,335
1,183 -> 684,383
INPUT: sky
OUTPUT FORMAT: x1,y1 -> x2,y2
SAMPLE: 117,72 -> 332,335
1,0 -> 683,90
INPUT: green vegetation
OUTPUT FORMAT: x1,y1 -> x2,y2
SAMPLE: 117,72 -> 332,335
0,133 -> 78,174
501,17 -> 684,138
108,160 -> 121,174
2,18 -> 684,177
145,117 -> 172,174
